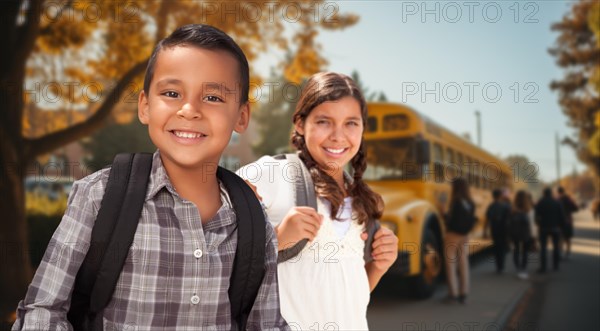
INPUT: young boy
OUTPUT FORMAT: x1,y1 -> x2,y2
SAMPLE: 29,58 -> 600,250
13,24 -> 288,331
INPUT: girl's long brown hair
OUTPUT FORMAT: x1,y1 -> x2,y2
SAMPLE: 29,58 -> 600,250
291,72 -> 384,225
450,177 -> 474,206
513,190 -> 532,213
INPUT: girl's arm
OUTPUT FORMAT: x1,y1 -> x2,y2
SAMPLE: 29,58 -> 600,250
362,227 -> 399,291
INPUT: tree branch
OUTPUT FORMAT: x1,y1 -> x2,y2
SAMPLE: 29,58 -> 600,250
24,59 -> 149,161
154,0 -> 173,41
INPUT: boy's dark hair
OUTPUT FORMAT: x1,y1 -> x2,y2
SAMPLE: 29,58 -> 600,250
492,189 -> 502,200
558,186 -> 565,194
143,24 -> 250,104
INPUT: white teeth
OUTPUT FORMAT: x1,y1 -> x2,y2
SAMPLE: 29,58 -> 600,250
325,148 -> 345,154
173,131 -> 203,139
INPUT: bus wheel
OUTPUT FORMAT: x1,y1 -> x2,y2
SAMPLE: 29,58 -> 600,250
409,226 -> 442,298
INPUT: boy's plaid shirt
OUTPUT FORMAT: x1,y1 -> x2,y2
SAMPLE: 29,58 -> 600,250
13,151 -> 289,331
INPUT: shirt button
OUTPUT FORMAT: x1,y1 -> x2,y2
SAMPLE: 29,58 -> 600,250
191,295 -> 200,305
194,249 -> 203,258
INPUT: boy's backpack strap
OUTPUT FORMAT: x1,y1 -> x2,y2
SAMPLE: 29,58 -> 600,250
217,166 -> 266,331
67,153 -> 153,330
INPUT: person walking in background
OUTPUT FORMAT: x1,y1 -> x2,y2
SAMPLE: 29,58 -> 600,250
557,187 -> 579,260
509,190 -> 534,280
535,187 -> 566,273
443,178 -> 476,304
593,198 -> 600,221
484,189 -> 511,274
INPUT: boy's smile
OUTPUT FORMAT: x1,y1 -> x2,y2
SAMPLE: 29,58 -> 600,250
138,46 -> 249,171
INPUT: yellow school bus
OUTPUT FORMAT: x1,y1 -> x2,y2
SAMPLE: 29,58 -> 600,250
363,102 -> 512,298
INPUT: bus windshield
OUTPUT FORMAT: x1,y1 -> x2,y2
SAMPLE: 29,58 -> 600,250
363,137 -> 423,181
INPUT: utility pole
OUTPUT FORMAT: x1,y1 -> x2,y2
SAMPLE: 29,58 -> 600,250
475,110 -> 481,147
556,131 -> 561,184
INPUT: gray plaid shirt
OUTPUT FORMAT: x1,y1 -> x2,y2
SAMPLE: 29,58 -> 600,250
13,152 -> 289,331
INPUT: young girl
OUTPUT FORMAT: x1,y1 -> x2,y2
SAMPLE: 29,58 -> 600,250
237,72 -> 398,330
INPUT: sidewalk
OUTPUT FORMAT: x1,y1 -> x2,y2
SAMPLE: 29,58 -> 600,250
368,245 -> 531,330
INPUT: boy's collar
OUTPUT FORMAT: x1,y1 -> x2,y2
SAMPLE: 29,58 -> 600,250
145,151 -> 233,210
144,150 -> 173,201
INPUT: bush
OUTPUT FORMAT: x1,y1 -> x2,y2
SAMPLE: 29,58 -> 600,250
26,193 -> 66,268
27,214 -> 62,268
25,192 -> 68,216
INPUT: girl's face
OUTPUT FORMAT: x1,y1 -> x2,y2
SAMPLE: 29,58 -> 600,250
295,96 -> 364,183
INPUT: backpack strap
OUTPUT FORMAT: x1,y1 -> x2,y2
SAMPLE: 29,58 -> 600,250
217,166 -> 266,331
363,219 -> 381,263
276,153 -> 381,264
68,153 -> 153,330
276,153 -> 314,263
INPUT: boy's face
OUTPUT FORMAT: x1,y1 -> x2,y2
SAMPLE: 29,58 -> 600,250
138,46 -> 249,171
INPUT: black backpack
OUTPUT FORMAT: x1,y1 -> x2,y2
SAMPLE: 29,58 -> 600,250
67,153 -> 266,331
508,211 -> 532,242
274,153 -> 381,264
447,199 -> 476,235
486,202 -> 510,230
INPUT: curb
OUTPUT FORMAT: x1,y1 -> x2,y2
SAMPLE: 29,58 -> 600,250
494,281 -> 531,330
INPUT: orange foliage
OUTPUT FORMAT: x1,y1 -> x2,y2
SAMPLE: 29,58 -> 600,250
23,0 -> 358,139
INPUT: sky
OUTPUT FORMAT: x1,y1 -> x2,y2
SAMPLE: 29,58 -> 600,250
254,1 -> 584,183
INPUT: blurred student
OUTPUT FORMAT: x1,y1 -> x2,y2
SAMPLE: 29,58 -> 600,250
557,187 -> 579,259
535,187 -> 566,273
484,189 -> 511,274
443,178 -> 476,304
509,190 -> 534,279
593,198 -> 600,221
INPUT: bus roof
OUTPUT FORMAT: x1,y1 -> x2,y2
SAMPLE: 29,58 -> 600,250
367,102 -> 513,175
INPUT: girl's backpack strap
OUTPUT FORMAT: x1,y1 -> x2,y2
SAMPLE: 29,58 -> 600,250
274,153 -> 313,263
363,220 -> 381,263
275,153 -> 380,264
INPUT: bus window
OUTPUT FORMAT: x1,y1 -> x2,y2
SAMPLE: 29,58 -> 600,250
433,143 -> 444,182
456,152 -> 464,178
383,114 -> 409,131
474,160 -> 481,188
446,148 -> 456,181
446,148 -> 455,164
465,156 -> 472,184
367,116 -> 378,133
363,137 -> 423,180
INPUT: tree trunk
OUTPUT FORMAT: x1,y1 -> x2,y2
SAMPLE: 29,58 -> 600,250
0,58 -> 148,324
0,124 -> 31,324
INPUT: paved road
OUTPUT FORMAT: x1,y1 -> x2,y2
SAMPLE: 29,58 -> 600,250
367,209 -> 599,331
506,210 -> 600,331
